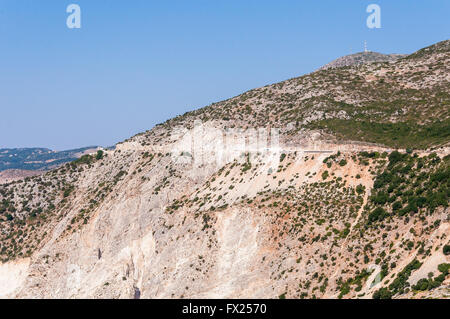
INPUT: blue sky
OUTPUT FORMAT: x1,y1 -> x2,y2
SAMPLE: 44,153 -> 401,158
0,0 -> 448,150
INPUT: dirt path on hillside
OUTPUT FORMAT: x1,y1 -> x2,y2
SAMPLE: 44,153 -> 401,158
326,191 -> 369,297
343,192 -> 369,247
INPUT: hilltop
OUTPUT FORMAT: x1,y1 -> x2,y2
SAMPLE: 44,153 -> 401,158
142,40 -> 448,150
319,51 -> 407,71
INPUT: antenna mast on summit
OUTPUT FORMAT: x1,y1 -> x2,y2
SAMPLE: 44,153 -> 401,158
364,41 -> 368,53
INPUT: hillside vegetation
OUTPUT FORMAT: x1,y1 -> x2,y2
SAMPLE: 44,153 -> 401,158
0,40 -> 448,299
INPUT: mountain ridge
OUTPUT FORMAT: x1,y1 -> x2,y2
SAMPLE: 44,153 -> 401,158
134,39 -> 449,150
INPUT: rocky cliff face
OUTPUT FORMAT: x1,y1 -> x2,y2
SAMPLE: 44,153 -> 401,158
0,41 -> 449,299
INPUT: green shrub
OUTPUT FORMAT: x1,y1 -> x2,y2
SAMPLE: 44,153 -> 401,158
339,159 -> 348,167
444,245 -> 450,256
368,207 -> 388,224
96,150 -> 104,160
437,263 -> 450,275
356,184 -> 365,195
372,287 -> 392,299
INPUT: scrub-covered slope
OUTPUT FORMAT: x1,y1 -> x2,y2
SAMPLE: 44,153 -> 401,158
0,40 -> 449,299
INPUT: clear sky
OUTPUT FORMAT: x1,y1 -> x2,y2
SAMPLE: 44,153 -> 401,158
0,0 -> 449,150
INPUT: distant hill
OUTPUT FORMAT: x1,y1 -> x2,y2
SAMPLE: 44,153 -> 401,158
319,51 -> 407,70
0,147 -> 100,172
